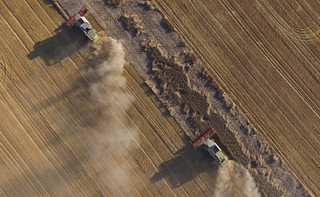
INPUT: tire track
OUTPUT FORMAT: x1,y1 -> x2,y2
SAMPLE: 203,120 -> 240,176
160,0 -> 319,162
296,0 -> 320,27
256,0 -> 320,79
151,2 -> 308,194
165,0 -> 320,158
203,0 -> 320,142
205,0 -> 320,185
270,0 -> 320,41
0,48 -> 11,84
222,0 -> 320,142
255,0 -> 320,75
216,0 -> 318,142
224,0 -> 320,118
152,0 -> 295,165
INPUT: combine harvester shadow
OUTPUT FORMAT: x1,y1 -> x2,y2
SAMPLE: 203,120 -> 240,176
151,132 -> 261,196
27,23 -> 88,66
150,140 -> 219,188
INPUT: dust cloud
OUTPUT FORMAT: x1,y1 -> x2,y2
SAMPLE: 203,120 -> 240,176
215,161 -> 261,197
79,33 -> 260,196
80,32 -> 141,195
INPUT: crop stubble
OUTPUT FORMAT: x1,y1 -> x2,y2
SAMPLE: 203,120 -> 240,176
0,0 -> 225,196
152,0 -> 319,195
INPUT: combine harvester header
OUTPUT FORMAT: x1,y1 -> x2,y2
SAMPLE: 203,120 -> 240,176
67,7 -> 99,41
192,128 -> 228,166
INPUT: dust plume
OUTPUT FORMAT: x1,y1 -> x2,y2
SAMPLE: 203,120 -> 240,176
84,32 -> 134,114
79,32 -> 142,195
215,161 -> 261,197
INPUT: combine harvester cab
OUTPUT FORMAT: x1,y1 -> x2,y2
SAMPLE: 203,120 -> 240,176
67,7 -> 99,41
192,128 -> 228,166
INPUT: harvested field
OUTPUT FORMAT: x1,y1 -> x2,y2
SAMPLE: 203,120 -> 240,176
152,0 -> 320,196
1,0 -> 318,197
54,0 -> 315,196
0,0 -> 224,196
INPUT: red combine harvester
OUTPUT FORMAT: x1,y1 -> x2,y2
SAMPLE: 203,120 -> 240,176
192,128 -> 228,166
67,7 -> 98,41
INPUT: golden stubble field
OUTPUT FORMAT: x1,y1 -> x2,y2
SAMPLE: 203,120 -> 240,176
0,0 -> 226,196
0,0 -> 318,196
153,0 -> 320,196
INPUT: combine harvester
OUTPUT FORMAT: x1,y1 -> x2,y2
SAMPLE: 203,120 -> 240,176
67,7 -> 99,41
192,128 -> 228,166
